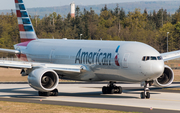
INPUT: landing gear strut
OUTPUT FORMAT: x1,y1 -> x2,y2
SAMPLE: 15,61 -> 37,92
38,89 -> 58,96
102,81 -> 122,94
141,81 -> 152,99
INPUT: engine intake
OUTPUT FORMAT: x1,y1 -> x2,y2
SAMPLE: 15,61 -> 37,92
154,65 -> 174,87
28,68 -> 59,92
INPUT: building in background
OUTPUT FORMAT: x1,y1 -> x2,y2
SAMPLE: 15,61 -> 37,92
70,2 -> 75,18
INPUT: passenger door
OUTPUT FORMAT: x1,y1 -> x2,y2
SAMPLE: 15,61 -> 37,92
122,53 -> 130,68
49,49 -> 55,63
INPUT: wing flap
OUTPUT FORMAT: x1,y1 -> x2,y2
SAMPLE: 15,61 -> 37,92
161,50 -> 180,61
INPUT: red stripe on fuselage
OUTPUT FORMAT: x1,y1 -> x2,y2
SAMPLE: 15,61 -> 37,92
21,39 -> 35,43
17,41 -> 32,46
115,55 -> 120,66
18,24 -> 25,31
15,0 -> 18,3
16,10 -> 21,17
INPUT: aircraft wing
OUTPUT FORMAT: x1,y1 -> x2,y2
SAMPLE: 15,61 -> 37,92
161,50 -> 180,61
0,48 -> 82,74
0,60 -> 31,69
0,60 -> 82,73
0,48 -> 20,54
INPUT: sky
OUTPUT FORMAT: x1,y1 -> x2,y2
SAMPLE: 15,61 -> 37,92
0,0 -> 172,10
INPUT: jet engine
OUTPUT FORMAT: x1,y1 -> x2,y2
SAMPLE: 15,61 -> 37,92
154,65 -> 174,87
28,68 -> 59,92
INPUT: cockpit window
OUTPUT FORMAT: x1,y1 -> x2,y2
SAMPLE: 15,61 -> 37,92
146,56 -> 150,60
151,56 -> 157,60
142,56 -> 162,61
142,56 -> 146,61
157,56 -> 163,60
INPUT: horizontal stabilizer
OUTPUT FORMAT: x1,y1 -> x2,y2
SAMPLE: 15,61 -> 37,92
0,48 -> 20,54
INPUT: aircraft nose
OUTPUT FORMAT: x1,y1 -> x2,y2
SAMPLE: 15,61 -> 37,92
152,61 -> 164,76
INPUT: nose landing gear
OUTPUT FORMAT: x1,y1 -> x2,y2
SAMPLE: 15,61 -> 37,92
141,81 -> 152,99
102,81 -> 122,94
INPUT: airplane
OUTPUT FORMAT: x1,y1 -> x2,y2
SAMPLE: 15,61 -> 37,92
0,0 -> 179,99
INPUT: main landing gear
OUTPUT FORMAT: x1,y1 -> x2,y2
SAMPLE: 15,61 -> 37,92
141,81 -> 153,99
38,89 -> 58,96
102,81 -> 122,94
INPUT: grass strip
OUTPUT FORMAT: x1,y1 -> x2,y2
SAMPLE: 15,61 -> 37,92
0,101 -> 141,113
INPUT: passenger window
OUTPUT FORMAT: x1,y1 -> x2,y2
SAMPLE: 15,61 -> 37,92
151,56 -> 157,60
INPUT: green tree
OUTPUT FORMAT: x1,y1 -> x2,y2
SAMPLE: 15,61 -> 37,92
159,22 -> 175,52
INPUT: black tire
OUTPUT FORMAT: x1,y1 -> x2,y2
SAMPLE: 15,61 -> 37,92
146,92 -> 150,99
117,86 -> 122,94
107,87 -> 111,94
38,91 -> 43,96
141,92 -> 145,99
38,91 -> 49,96
102,86 -> 107,94
114,86 -> 118,93
54,91 -> 58,96
44,92 -> 51,96
110,88 -> 115,94
53,89 -> 58,96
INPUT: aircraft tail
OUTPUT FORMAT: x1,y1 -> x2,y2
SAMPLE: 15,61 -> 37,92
15,0 -> 38,42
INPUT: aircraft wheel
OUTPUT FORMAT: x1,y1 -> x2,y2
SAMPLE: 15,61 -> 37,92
38,91 -> 43,96
146,92 -> 150,99
102,86 -> 107,94
44,92 -> 51,96
141,81 -> 151,99
38,91 -> 51,96
110,88 -> 115,94
102,82 -> 123,94
52,89 -> 58,96
141,92 -> 145,99
117,86 -> 122,94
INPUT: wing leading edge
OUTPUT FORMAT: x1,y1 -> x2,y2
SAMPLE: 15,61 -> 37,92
0,60 -> 82,73
161,50 -> 180,61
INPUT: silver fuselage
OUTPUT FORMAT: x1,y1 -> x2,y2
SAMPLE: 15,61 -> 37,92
14,39 -> 164,82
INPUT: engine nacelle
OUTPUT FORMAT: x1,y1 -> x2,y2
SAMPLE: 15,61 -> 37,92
28,68 -> 59,92
154,65 -> 174,87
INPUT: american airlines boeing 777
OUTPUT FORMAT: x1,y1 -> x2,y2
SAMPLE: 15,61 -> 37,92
0,0 -> 180,99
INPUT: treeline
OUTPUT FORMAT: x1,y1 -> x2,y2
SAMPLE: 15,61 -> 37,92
1,5 -> 180,53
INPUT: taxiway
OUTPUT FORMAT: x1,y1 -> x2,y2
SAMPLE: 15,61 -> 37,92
0,82 -> 180,113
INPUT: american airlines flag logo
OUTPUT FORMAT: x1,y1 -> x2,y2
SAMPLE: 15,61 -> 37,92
115,45 -> 120,66
15,0 -> 37,42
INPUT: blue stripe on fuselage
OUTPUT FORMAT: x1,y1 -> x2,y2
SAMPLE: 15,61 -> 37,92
115,45 -> 120,53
